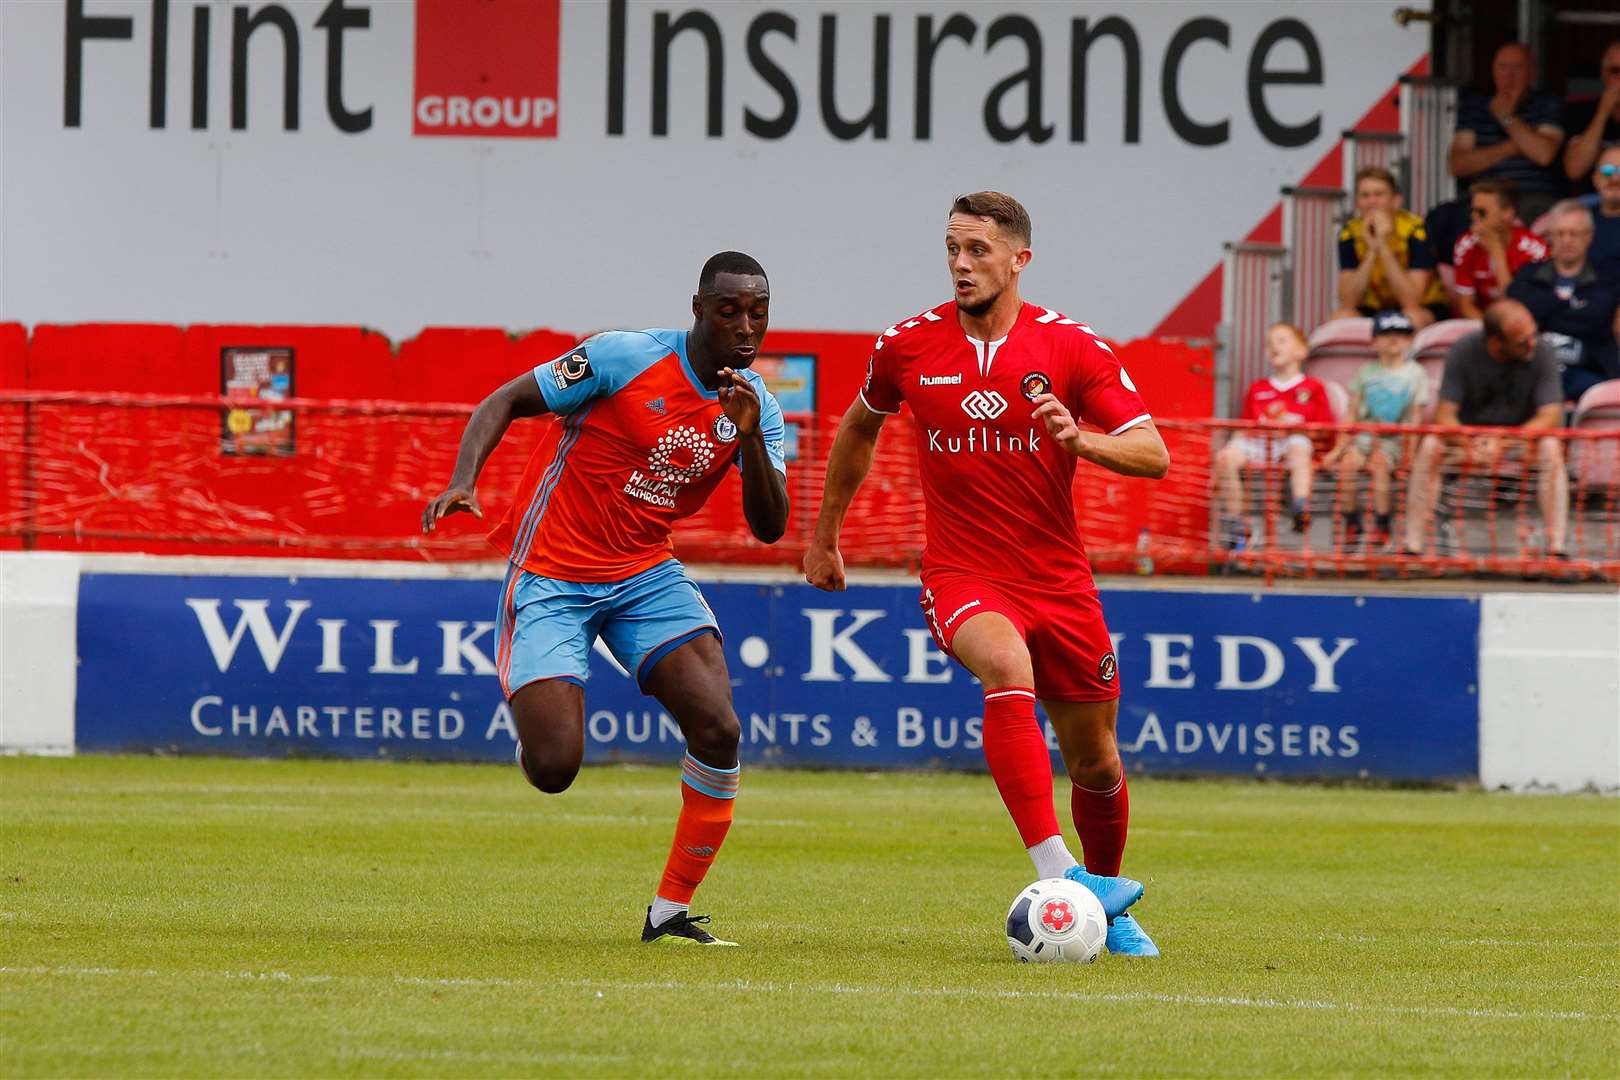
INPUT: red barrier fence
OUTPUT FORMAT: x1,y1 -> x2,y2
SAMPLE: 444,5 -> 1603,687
3,391 -> 1615,580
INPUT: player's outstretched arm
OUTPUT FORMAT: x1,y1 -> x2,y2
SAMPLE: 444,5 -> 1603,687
421,371 -> 549,533
1031,394 -> 1170,479
804,399 -> 887,591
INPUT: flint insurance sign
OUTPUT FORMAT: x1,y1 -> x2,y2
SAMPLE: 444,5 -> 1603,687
76,573 -> 1479,780
1,1 -> 1425,338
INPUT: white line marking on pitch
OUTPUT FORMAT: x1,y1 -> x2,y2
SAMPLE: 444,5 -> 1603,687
1,966 -> 1608,1024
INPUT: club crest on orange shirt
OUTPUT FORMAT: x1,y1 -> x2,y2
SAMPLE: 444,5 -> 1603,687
713,414 -> 738,443
1020,371 -> 1051,401
553,353 -> 593,390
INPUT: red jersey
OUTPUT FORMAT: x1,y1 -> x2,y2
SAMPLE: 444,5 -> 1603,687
1452,227 -> 1548,306
860,300 -> 1151,583
1239,374 -> 1335,427
487,329 -> 786,582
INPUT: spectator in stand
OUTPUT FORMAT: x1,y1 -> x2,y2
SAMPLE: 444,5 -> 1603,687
1588,146 -> 1620,281
1332,167 -> 1447,328
1506,199 -> 1620,401
1563,40 -> 1620,194
1402,300 -> 1567,559
1449,43 -> 1567,226
1451,180 -> 1549,318
1323,310 -> 1426,550
1214,323 -> 1336,548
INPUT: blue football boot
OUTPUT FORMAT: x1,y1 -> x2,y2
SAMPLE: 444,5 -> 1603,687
1105,913 -> 1160,957
1062,865 -> 1143,920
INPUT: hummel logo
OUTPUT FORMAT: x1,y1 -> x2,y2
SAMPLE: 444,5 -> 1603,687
645,398 -> 667,415
961,390 -> 1008,420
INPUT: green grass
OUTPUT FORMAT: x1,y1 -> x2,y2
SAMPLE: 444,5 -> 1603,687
1,756 -> 1616,1078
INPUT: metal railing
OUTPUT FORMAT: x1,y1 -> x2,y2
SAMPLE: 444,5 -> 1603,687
1398,76 -> 1460,217
1342,129 -> 1406,194
1216,242 -> 1287,418
1281,186 -> 1347,335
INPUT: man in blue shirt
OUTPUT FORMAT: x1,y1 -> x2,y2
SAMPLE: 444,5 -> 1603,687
1507,200 -> 1620,402
1450,43 -> 1568,224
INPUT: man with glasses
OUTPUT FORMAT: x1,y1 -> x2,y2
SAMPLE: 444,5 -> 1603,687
1506,200 -> 1620,401
1563,41 -> 1620,194
1451,179 -> 1548,319
1587,147 -> 1620,281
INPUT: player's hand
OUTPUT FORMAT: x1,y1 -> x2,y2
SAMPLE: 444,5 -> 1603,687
422,486 -> 482,534
1321,445 -> 1343,467
717,368 -> 761,435
803,540 -> 847,591
1031,393 -> 1088,456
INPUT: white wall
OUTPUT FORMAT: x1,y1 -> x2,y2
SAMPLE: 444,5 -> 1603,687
1479,592 -> 1620,793
0,1 -> 1427,339
0,553 -> 81,753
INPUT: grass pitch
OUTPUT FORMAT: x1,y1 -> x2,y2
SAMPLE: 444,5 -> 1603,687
1,756 -> 1615,1078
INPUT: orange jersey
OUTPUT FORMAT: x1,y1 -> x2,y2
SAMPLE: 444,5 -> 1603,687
487,329 -> 786,582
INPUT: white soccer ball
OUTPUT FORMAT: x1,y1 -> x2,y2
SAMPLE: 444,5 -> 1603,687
1005,877 -> 1108,963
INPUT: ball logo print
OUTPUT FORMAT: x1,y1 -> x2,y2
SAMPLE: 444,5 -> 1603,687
1039,898 -> 1076,935
961,390 -> 1008,420
648,425 -> 717,483
413,0 -> 560,138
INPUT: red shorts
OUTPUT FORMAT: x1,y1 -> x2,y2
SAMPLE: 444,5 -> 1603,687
920,569 -> 1120,703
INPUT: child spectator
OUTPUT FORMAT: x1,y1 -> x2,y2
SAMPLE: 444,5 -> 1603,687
1451,180 -> 1548,318
1215,323 -> 1336,548
1332,167 -> 1447,328
1322,310 -> 1427,550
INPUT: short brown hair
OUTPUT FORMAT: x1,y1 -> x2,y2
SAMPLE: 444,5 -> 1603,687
1470,178 -> 1518,211
1353,166 -> 1398,193
950,191 -> 1031,246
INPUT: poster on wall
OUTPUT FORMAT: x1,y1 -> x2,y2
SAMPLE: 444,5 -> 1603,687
220,347 -> 295,455
755,352 -> 815,461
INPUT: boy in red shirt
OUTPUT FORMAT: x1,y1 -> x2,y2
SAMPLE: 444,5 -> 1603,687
1214,322 -> 1336,546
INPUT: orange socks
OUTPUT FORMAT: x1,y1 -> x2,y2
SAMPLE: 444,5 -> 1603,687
653,753 -> 738,914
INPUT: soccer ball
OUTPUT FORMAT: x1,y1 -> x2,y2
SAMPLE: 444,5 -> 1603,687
1005,878 -> 1108,963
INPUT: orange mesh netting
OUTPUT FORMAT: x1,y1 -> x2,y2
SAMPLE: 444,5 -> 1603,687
2,392 -> 1616,581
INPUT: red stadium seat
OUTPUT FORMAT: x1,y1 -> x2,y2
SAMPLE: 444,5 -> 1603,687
1322,378 -> 1352,421
1306,318 -> 1374,403
1307,317 -> 1373,356
1412,318 -> 1479,364
1306,355 -> 1367,399
1570,379 -> 1620,490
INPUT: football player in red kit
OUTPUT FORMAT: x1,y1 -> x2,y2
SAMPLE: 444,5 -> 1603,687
804,192 -> 1170,956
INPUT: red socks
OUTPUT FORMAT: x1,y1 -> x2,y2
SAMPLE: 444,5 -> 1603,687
655,753 -> 738,905
981,688 -> 1062,848
1071,773 -> 1129,876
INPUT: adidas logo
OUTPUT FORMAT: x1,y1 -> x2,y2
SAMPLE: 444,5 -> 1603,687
645,397 -> 667,415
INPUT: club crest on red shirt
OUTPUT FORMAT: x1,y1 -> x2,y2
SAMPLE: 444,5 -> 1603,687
1020,371 -> 1052,401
